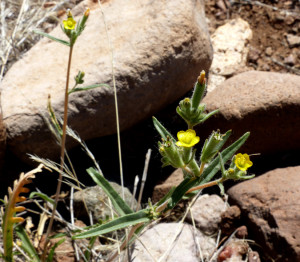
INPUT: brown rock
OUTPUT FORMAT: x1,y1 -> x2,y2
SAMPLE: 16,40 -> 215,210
152,168 -> 183,203
220,205 -> 241,235
227,166 -> 300,261
200,71 -> 300,155
1,0 -> 213,163
236,225 -> 248,239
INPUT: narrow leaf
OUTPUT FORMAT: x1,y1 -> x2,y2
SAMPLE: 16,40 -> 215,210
68,83 -> 110,94
15,226 -> 40,262
73,210 -> 150,239
199,109 -> 219,123
152,117 -> 176,142
33,30 -> 70,46
86,168 -> 133,216
200,132 -> 250,184
47,238 -> 65,262
29,191 -> 55,205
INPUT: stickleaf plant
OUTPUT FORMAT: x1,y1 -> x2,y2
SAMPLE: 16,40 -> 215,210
71,72 -> 255,262
1,7 -> 255,262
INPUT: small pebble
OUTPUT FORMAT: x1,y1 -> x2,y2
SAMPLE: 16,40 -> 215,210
236,225 -> 248,238
284,16 -> 295,25
286,34 -> 300,48
248,251 -> 261,262
265,47 -> 273,56
284,54 -> 296,65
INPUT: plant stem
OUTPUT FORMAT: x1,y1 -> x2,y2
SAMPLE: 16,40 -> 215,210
41,45 -> 73,261
186,177 -> 225,194
199,162 -> 205,175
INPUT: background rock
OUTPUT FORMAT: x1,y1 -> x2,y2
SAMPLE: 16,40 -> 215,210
1,0 -> 212,163
73,183 -> 138,223
200,70 -> 300,155
186,194 -> 228,235
227,166 -> 300,261
208,18 -> 252,92
129,222 -> 216,262
152,168 -> 183,203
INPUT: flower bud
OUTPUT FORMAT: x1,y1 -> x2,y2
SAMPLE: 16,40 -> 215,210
201,130 -> 226,164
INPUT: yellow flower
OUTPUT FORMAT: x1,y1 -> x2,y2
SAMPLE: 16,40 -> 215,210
176,129 -> 200,148
63,16 -> 76,30
234,153 -> 253,171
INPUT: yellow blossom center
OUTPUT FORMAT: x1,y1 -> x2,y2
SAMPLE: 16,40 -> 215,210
176,129 -> 200,148
63,17 -> 76,30
234,153 -> 253,171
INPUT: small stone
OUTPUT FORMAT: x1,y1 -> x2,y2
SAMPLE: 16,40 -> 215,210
236,225 -> 248,239
248,46 -> 261,62
286,34 -> 300,48
220,205 -> 241,235
265,46 -> 273,56
284,15 -> 295,25
218,239 -> 249,262
248,251 -> 261,262
284,54 -> 296,65
187,194 -> 227,235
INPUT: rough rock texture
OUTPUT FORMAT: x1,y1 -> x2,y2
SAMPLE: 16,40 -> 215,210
152,168 -> 183,203
186,194 -> 228,235
73,183 -> 138,222
227,166 -> 300,261
208,18 -> 252,92
201,71 -> 300,154
220,205 -> 242,235
0,0 -> 213,162
129,223 -> 216,262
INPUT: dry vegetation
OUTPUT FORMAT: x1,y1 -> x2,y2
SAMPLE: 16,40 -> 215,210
0,0 -> 77,81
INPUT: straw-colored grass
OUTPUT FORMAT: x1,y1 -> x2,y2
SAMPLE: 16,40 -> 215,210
0,0 -> 76,81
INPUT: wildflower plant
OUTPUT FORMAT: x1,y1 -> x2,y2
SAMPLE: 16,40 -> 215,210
1,6 -> 255,262
71,71 -> 255,261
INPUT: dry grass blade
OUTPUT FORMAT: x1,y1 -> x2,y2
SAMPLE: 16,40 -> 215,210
0,0 -> 75,80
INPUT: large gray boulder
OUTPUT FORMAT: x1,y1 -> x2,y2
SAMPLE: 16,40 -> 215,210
0,0 -> 212,162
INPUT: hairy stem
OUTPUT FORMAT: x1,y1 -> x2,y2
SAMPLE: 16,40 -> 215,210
41,45 -> 73,261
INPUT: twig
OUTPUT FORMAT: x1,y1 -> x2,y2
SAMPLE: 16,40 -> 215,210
137,149 -> 152,210
268,57 -> 300,75
131,175 -> 139,210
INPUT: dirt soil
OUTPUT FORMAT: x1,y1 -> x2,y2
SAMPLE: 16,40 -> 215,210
205,0 -> 300,75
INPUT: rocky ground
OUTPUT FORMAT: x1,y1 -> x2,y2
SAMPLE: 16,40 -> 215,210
1,0 -> 300,261
206,0 -> 300,74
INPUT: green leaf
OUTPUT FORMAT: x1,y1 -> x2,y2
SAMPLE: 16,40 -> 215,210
15,226 -> 40,262
198,109 -> 219,124
152,117 -> 176,142
200,132 -> 250,184
73,210 -> 150,239
47,238 -> 65,262
33,30 -> 70,46
29,191 -> 55,205
68,83 -> 110,94
86,168 -> 133,216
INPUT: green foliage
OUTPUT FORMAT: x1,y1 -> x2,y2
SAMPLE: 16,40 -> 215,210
15,226 -> 40,262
